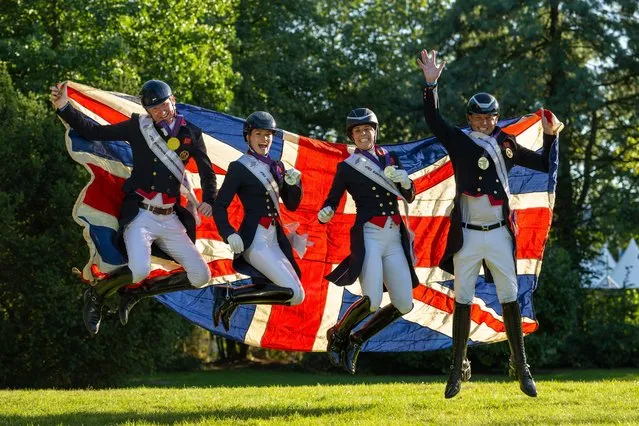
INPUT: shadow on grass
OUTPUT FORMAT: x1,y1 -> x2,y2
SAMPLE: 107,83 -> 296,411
0,404 -> 369,426
123,364 -> 639,389
125,363 -> 445,388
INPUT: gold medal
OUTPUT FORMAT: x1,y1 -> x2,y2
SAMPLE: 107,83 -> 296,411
505,148 -> 514,159
167,137 -> 180,151
179,150 -> 190,161
478,156 -> 489,170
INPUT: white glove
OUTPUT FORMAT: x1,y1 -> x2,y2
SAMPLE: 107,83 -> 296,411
318,206 -> 335,223
197,201 -> 213,217
227,233 -> 244,254
385,166 -> 411,190
284,168 -> 302,185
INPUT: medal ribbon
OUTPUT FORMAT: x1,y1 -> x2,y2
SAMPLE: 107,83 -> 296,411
247,149 -> 284,184
159,114 -> 184,138
354,146 -> 390,170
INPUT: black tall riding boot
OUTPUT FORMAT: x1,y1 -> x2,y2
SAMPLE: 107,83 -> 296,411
343,303 -> 407,374
83,286 -> 103,335
212,283 -> 294,331
326,296 -> 372,367
119,271 -> 194,326
444,302 -> 472,399
95,267 -> 134,297
82,267 -> 133,335
502,301 -> 537,397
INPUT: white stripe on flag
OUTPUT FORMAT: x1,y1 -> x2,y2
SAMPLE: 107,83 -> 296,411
244,305 -> 272,347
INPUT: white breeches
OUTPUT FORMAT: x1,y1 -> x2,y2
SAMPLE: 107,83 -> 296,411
123,209 -> 211,287
359,220 -> 414,314
242,224 -> 305,305
453,226 -> 517,305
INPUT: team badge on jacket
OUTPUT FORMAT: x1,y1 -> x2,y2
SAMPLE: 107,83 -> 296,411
167,137 -> 180,150
478,156 -> 489,170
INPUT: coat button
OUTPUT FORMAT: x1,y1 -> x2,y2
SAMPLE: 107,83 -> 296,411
494,190 -> 498,194
265,191 -> 269,195
391,211 -> 395,214
372,186 -> 377,190
379,203 -> 383,207
386,192 -> 390,196
388,201 -> 392,205
382,211 -> 386,215
496,179 -> 499,183
477,187 -> 481,192
267,205 -> 271,209
153,158 -> 157,163
153,172 -> 157,176
376,194 -> 380,198
478,176 -> 483,180
151,185 -> 155,190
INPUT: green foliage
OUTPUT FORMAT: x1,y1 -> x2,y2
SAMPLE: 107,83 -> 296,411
564,289 -> 639,368
0,0 -> 239,108
232,0 -> 437,142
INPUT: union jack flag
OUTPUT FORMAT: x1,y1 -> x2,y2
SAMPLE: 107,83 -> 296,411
61,81 -> 557,352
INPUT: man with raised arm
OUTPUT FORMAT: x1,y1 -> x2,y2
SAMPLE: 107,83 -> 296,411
417,49 -> 563,398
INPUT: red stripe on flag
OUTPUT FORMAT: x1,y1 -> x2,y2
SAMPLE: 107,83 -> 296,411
84,164 -> 126,217
68,86 -> 129,125
260,136 -> 342,350
410,215 -> 450,267
503,113 -> 539,136
413,161 -> 454,194
514,207 -> 552,259
413,285 -> 538,334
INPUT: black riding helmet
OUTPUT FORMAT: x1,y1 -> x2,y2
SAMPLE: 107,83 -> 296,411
243,111 -> 277,142
140,80 -> 172,108
346,108 -> 378,140
466,92 -> 499,116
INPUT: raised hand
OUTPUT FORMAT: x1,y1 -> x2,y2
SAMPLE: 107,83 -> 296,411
540,108 -> 565,136
50,82 -> 69,110
416,49 -> 446,85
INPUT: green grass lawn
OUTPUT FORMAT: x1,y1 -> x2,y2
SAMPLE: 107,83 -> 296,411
1,367 -> 638,425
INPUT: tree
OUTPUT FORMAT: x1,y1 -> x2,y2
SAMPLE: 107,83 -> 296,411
0,0 -> 242,387
232,0 -> 440,142
0,0 -> 239,108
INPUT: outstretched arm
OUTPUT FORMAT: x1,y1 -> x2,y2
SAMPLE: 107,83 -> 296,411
318,164 -> 347,224
51,81 -> 132,141
416,50 -> 457,150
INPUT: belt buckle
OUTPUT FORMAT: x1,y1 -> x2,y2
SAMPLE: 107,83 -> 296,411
481,224 -> 489,231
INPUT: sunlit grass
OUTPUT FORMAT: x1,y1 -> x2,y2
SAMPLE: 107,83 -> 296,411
2,368 -> 638,425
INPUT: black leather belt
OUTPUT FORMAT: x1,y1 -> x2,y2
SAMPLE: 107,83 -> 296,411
139,203 -> 173,215
461,220 -> 507,231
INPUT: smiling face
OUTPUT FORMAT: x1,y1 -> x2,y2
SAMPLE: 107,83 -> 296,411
351,124 -> 376,151
146,96 -> 177,125
248,128 -> 274,155
467,113 -> 499,135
